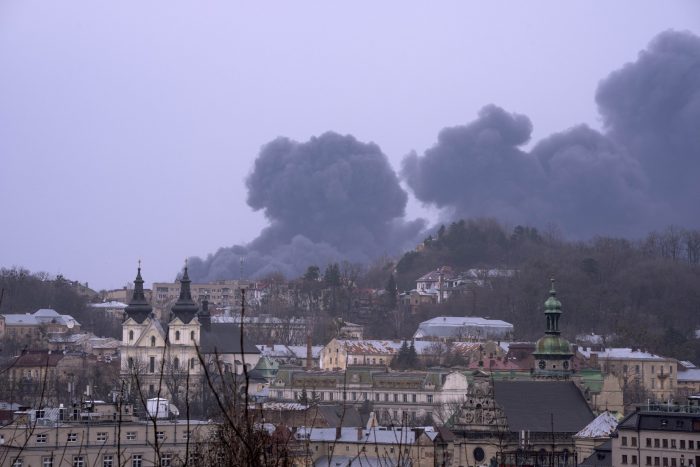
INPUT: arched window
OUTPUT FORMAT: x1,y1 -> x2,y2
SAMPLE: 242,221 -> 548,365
173,358 -> 179,370
175,330 -> 180,341
190,331 -> 195,341
150,336 -> 156,347
129,330 -> 134,341
190,358 -> 195,369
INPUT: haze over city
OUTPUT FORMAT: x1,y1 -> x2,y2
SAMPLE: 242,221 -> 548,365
1,1 -> 699,290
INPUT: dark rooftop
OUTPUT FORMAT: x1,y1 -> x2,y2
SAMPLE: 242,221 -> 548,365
199,323 -> 260,355
493,380 -> 594,433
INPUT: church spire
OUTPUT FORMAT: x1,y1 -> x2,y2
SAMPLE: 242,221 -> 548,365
124,261 -> 152,324
544,278 -> 563,335
171,260 -> 199,323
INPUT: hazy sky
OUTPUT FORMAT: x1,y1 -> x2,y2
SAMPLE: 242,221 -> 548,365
1,2 -> 699,291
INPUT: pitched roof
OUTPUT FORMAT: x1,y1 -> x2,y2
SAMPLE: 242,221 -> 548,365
493,381 -> 594,433
579,439 -> 612,467
200,323 -> 260,354
575,411 -> 619,438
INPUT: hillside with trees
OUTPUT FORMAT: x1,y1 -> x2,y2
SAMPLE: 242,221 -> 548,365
392,219 -> 700,362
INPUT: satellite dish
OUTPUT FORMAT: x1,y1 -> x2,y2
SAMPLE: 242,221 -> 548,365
169,404 -> 180,417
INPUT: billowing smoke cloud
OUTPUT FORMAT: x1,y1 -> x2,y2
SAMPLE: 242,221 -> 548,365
402,105 -> 544,224
190,30 -> 699,280
596,30 -> 700,223
403,29 -> 699,237
189,132 -> 425,281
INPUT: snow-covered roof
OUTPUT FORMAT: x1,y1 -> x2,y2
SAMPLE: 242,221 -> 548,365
90,301 -> 128,309
578,347 -> 670,361
2,309 -> 80,327
413,316 -> 513,339
256,344 -> 323,359
678,369 -> 700,383
679,361 -> 697,369
575,411 -> 619,438
295,426 -> 417,445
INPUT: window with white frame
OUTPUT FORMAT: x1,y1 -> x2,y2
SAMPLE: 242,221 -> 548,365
36,433 -> 47,443
160,454 -> 172,467
126,432 -> 136,440
12,459 -> 23,467
67,433 -> 77,442
73,457 -> 84,467
103,455 -> 113,467
156,431 -> 166,441
42,457 -> 53,467
131,455 -> 142,467
97,432 -> 108,442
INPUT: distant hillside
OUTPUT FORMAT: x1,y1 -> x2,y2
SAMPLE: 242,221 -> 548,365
394,219 -> 700,362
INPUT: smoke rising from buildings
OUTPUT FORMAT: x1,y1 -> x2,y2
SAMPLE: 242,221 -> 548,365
188,133 -> 425,282
190,30 -> 699,281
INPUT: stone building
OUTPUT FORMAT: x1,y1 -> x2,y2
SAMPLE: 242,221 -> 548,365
613,404 -> 700,467
269,367 -> 468,425
0,401 -> 213,467
120,266 -> 260,411
448,280 -> 595,467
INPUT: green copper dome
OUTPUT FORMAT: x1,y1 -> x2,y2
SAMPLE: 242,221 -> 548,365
534,334 -> 572,356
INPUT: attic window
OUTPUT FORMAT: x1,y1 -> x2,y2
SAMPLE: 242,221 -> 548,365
191,331 -> 195,340
175,331 -> 180,341
129,330 -> 134,341
150,336 -> 156,347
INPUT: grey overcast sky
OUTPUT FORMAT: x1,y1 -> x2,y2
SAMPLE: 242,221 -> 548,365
1,2 -> 699,291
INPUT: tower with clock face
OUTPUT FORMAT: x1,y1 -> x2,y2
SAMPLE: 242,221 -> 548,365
532,279 -> 573,378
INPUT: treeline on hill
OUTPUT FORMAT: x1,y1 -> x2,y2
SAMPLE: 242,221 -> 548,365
392,219 -> 700,362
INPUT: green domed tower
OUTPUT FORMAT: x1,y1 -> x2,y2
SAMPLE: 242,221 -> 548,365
533,279 -> 573,378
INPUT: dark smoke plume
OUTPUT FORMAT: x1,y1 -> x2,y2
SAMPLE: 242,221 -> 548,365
190,30 -> 699,280
596,30 -> 700,224
403,29 -> 699,237
188,132 -> 425,281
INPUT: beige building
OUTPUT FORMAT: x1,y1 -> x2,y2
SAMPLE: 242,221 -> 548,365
152,279 -> 248,308
0,309 -> 81,344
292,426 -> 437,467
579,347 -> 679,401
121,267 -> 260,409
320,338 -> 504,370
0,402 -> 213,467
613,405 -> 700,467
270,367 -> 468,425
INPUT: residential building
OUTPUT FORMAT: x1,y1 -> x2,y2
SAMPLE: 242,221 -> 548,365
613,404 -> 700,467
0,309 -> 81,343
292,426 -> 437,467
319,338 -> 505,370
269,367 -> 468,425
578,347 -> 679,402
0,401 -> 213,467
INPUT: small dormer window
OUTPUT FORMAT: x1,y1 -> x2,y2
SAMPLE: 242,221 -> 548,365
175,331 -> 180,341
150,336 -> 156,347
191,331 -> 195,340
129,330 -> 134,341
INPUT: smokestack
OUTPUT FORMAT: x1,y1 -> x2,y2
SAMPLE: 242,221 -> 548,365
306,334 -> 313,370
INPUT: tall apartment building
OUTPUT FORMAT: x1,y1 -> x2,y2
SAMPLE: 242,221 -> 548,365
0,402 -> 213,467
614,404 -> 700,467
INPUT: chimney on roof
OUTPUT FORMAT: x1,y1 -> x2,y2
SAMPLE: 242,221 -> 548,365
357,427 -> 363,441
335,426 -> 341,440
